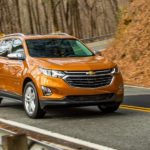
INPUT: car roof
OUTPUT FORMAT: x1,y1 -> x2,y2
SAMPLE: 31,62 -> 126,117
0,33 -> 77,40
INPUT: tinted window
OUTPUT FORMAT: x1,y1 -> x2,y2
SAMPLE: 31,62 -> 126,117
26,39 -> 94,58
11,39 -> 24,55
0,39 -> 24,57
0,39 -> 12,57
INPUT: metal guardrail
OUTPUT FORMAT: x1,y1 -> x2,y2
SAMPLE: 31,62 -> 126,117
0,130 -> 66,150
81,33 -> 114,43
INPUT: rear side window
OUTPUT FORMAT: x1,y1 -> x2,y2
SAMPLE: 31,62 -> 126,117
0,40 -> 2,53
0,39 -> 12,57
11,39 -> 24,55
0,39 -> 24,57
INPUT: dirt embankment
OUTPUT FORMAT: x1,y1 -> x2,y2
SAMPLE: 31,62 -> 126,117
103,0 -> 150,87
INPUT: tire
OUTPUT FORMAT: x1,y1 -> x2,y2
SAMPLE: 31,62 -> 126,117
98,103 -> 120,113
23,82 -> 46,118
0,97 -> 3,104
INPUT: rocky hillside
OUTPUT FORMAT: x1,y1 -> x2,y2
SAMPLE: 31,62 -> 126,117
103,0 -> 150,87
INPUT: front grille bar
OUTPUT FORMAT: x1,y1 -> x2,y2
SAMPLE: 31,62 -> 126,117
63,69 -> 114,88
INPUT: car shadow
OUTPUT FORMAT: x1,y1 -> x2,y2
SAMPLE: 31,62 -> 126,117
44,94 -> 150,119
44,106 -> 128,120
0,98 -> 23,110
0,94 -> 149,119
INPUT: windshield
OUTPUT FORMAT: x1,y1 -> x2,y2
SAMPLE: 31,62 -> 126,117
26,39 -> 94,58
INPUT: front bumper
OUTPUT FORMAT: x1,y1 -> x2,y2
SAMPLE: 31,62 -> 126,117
40,93 -> 123,109
37,73 -> 123,100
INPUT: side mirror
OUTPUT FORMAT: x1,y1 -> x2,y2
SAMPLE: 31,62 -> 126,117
7,53 -> 25,60
93,50 -> 102,56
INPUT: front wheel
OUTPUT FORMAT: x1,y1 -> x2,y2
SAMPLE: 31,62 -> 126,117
23,82 -> 46,118
98,103 -> 120,113
0,97 -> 3,104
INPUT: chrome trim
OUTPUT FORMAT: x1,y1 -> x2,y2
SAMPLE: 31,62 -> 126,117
63,69 -> 115,89
63,74 -> 114,79
3,33 -> 24,38
49,32 -> 69,36
64,68 -> 115,75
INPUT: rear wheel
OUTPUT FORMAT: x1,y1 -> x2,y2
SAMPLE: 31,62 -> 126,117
0,97 -> 3,104
23,82 -> 46,118
98,103 -> 120,113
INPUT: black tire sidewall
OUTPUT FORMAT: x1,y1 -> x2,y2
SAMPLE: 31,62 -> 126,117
98,103 -> 120,113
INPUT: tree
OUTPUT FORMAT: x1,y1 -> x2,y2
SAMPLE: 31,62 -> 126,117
0,0 -> 129,38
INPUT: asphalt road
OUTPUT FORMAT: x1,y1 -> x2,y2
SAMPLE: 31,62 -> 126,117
87,39 -> 112,51
0,86 -> 150,150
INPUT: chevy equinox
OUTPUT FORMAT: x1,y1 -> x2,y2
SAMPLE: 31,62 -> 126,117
0,33 -> 124,118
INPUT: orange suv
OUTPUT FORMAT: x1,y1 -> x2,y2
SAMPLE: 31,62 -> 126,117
0,33 -> 124,118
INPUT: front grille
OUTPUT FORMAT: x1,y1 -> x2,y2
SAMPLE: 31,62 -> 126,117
64,69 -> 114,88
67,93 -> 114,101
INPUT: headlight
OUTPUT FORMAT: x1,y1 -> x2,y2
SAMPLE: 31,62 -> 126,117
39,68 -> 66,78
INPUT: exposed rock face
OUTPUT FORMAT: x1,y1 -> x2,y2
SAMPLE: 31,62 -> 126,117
103,0 -> 150,87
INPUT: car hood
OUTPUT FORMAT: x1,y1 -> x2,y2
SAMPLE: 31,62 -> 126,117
31,56 -> 116,71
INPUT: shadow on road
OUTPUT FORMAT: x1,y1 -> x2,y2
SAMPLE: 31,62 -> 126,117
0,93 -> 149,119
45,107 -> 125,119
0,99 -> 125,119
0,101 -> 23,108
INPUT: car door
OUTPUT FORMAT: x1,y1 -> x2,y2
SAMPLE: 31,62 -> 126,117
0,40 -> 4,89
6,38 -> 25,95
0,39 -> 12,91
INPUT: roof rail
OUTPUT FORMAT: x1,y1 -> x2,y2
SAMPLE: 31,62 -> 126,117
49,32 -> 69,36
3,33 -> 24,38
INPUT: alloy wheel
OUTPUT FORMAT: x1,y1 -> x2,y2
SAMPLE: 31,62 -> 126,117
24,86 -> 36,115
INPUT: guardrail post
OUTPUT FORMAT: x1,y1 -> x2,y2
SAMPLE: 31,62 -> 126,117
2,134 -> 28,150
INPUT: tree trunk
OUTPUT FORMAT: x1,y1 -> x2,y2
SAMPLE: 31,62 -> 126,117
0,0 -> 129,38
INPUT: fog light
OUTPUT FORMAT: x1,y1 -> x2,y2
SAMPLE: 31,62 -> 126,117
42,86 -> 52,96
118,84 -> 124,92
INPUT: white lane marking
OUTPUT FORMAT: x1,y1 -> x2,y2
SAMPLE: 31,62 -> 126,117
125,85 -> 150,90
0,118 -> 116,150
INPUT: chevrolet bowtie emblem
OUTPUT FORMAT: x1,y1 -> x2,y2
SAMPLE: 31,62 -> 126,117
86,71 -> 95,75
